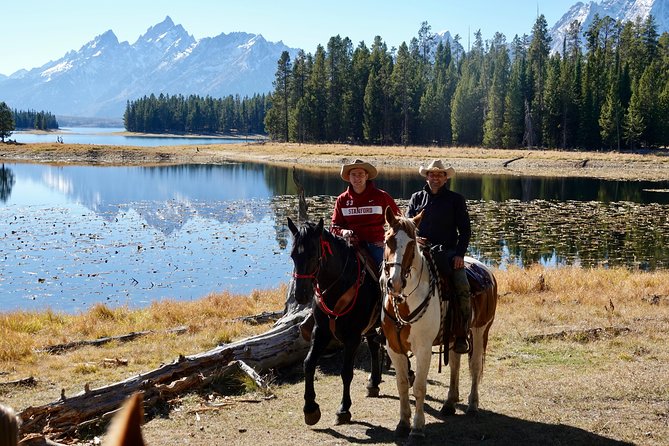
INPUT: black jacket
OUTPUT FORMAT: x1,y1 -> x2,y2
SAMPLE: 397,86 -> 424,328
407,184 -> 471,258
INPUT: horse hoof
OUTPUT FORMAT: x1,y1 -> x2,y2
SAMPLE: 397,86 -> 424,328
466,407 -> 479,417
335,410 -> 352,425
304,407 -> 321,426
440,404 -> 456,416
409,428 -> 425,438
395,421 -> 411,438
366,386 -> 380,398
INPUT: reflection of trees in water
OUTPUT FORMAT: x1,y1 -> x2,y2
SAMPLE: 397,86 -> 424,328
272,195 -> 669,270
0,164 -> 15,203
468,200 -> 669,269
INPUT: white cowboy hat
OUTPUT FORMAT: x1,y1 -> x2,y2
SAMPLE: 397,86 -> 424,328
340,159 -> 378,181
418,159 -> 455,178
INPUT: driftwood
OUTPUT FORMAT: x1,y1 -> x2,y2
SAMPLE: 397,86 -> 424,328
37,327 -> 189,354
234,310 -> 283,325
525,326 -> 630,343
0,376 -> 37,388
503,156 -> 525,167
18,297 -> 311,442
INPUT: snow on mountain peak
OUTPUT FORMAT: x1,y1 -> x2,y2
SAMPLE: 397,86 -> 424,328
550,0 -> 669,53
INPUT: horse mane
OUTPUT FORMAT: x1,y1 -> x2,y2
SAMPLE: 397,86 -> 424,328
385,214 -> 418,240
298,220 -> 354,255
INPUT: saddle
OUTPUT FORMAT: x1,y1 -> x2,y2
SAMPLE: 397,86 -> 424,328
422,250 -> 493,350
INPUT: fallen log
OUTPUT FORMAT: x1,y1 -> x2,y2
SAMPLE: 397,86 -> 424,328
503,155 -> 525,167
18,301 -> 311,442
37,326 -> 189,354
0,376 -> 37,388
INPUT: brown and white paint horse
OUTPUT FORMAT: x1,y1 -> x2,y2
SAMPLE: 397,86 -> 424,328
380,207 -> 497,439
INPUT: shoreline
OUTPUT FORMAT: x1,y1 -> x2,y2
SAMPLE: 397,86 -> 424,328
1,141 -> 669,181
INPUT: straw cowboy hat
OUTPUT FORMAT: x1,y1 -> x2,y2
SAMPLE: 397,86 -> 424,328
340,159 -> 378,181
418,159 -> 455,179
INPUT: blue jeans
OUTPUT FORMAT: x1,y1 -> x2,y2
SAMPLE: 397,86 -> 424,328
365,243 -> 384,269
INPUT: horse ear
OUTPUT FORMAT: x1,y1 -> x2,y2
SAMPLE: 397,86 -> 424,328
287,217 -> 299,236
412,210 -> 424,227
385,206 -> 397,225
317,218 -> 324,232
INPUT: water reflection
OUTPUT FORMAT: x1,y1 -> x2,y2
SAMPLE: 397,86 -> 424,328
11,127 -> 261,147
1,161 -> 668,313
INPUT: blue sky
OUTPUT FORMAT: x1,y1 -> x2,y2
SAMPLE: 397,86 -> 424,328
2,0 -> 577,76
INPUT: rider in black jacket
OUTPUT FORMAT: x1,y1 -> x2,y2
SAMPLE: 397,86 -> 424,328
407,159 -> 472,354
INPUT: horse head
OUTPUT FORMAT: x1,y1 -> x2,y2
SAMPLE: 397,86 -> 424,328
287,216 -> 328,305
382,207 -> 423,298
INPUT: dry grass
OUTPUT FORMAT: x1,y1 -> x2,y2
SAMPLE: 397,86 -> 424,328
2,141 -> 669,181
1,267 -> 668,445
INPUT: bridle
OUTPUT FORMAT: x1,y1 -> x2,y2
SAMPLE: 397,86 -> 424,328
382,227 -> 436,327
292,232 -> 363,319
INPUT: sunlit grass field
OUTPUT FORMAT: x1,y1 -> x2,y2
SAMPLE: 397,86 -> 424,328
2,266 -> 668,444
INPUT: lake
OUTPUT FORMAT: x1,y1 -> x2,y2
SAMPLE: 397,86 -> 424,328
1,161 -> 668,313
11,127 -> 261,147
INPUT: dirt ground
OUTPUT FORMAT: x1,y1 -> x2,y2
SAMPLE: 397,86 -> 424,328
2,141 -> 669,181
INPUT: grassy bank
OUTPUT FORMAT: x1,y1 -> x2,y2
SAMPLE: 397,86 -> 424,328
2,141 -> 669,181
1,266 -> 668,445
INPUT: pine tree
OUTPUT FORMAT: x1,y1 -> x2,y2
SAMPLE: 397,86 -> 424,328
0,102 -> 14,142
264,51 -> 292,141
624,79 -> 645,149
527,15 -> 552,147
482,33 -> 510,148
391,42 -> 414,146
350,42 -> 371,143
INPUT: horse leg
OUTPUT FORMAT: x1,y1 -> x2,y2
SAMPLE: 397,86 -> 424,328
408,344 -> 433,438
364,334 -> 382,397
466,325 -> 488,415
441,347 -> 462,416
335,338 -> 361,425
302,326 -> 330,425
387,348 -> 411,437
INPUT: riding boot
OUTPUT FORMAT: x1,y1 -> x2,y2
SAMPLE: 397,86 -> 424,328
452,268 -> 471,354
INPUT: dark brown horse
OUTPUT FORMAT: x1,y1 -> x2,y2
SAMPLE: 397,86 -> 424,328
287,216 -> 383,426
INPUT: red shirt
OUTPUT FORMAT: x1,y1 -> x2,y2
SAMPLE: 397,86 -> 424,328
331,182 -> 400,244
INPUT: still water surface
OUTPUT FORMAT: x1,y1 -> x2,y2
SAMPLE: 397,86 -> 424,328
11,127 -> 260,147
1,162 -> 668,313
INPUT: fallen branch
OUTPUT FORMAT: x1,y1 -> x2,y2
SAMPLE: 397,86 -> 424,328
526,326 -> 630,343
37,326 -> 189,354
0,376 -> 37,388
503,156 -> 524,167
234,310 -> 283,325
18,301 -> 311,442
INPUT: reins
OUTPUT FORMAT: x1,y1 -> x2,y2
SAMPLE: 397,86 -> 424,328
292,233 -> 364,319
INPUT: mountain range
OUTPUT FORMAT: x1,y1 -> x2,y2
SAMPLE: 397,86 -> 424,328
1,1 -> 667,120
550,0 -> 669,53
0,16 -> 298,119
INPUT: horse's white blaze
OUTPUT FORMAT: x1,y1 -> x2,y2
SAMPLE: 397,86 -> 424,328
386,229 -> 411,295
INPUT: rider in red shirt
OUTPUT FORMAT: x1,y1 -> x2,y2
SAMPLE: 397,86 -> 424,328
331,159 -> 400,268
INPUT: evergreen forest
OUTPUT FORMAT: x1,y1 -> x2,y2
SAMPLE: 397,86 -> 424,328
13,109 -> 59,130
265,15 -> 669,150
123,93 -> 268,136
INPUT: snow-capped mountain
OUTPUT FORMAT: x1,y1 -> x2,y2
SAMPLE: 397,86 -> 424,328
0,16 -> 298,118
550,0 -> 669,53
